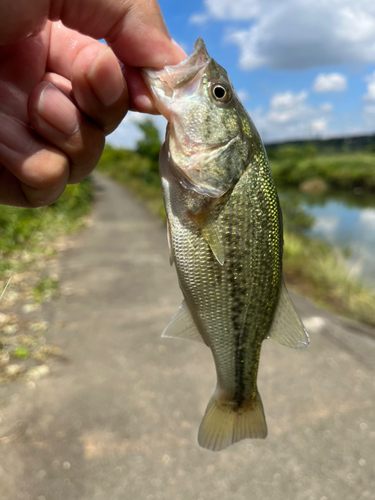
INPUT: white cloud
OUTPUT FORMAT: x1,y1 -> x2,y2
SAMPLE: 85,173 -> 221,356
189,13 -> 210,25
310,119 -> 327,135
107,113 -> 167,149
250,90 -> 333,142
236,89 -> 250,102
313,73 -> 347,93
364,71 -> 375,101
319,103 -> 334,112
270,91 -> 307,110
190,0 -> 261,24
191,0 -> 375,70
362,71 -> 375,128
268,91 -> 309,125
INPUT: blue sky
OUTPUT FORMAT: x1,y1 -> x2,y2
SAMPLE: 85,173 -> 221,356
108,0 -> 375,148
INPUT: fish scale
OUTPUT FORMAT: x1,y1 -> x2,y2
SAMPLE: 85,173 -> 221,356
144,38 -> 309,451
163,155 -> 281,409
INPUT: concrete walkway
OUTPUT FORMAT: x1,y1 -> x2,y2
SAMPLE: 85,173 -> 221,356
0,175 -> 374,500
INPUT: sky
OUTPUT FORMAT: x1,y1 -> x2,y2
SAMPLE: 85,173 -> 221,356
107,0 -> 375,148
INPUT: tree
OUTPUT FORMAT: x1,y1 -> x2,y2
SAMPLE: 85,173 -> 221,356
135,119 -> 162,167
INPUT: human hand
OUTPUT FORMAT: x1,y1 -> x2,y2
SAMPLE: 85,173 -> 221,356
0,0 -> 186,207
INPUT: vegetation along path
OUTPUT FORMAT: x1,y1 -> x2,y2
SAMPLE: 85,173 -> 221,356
0,175 -> 375,500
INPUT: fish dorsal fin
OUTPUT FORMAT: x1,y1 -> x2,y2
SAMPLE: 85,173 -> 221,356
190,208 -> 225,266
162,300 -> 206,344
267,280 -> 309,349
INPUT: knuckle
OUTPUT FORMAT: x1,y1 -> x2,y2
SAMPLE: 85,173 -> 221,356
68,127 -> 105,177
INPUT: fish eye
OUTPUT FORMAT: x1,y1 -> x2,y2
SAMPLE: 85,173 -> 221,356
211,83 -> 232,103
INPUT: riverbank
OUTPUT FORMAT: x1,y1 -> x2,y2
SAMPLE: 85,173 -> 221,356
283,231 -> 375,325
269,145 -> 375,192
97,135 -> 375,327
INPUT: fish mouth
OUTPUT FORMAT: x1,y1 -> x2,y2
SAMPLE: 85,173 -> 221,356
142,38 -> 210,120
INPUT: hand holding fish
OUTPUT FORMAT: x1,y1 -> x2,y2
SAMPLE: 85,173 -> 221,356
0,0 -> 185,208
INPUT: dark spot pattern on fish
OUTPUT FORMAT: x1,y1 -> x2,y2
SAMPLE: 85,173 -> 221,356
214,163 -> 283,407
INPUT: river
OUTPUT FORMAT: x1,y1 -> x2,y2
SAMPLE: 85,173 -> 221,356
279,190 -> 375,289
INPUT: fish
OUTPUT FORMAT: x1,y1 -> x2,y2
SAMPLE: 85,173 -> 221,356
143,38 -> 309,452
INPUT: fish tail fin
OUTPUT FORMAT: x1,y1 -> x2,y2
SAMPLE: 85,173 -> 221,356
198,391 -> 267,452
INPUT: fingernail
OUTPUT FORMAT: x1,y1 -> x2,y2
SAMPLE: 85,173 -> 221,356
38,83 -> 79,136
87,48 -> 125,107
0,113 -> 37,155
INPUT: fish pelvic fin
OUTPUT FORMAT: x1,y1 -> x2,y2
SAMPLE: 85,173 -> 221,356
162,300 -> 206,344
198,391 -> 267,452
267,279 -> 310,349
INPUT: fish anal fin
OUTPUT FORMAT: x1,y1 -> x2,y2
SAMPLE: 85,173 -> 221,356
198,391 -> 267,452
268,280 -> 310,349
190,209 -> 225,266
162,300 -> 206,344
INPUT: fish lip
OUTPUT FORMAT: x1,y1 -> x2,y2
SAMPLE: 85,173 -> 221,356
143,38 -> 209,88
142,38 -> 210,118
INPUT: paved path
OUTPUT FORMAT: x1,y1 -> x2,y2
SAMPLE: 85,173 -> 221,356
0,175 -> 375,500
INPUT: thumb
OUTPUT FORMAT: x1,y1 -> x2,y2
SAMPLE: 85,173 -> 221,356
51,0 -> 185,68
0,0 -> 185,68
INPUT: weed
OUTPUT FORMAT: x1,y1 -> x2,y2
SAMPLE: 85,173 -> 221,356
32,277 -> 59,304
12,347 -> 30,359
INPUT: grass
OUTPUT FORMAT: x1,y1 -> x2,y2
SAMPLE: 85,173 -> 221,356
0,177 -> 94,282
283,231 -> 375,325
268,145 -> 375,191
32,277 -> 59,304
12,347 -> 30,359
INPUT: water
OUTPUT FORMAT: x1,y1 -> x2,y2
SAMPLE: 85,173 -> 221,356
280,190 -> 375,289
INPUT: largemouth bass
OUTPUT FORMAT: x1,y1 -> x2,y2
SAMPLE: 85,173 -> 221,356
143,39 -> 309,452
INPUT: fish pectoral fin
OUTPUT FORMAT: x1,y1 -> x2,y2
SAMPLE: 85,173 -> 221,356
267,280 -> 310,349
162,300 -> 206,345
190,209 -> 225,266
198,390 -> 267,452
200,222 -> 225,266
